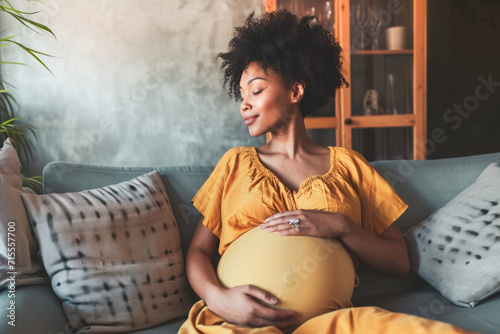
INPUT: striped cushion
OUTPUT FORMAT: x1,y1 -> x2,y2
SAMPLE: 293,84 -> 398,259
21,171 -> 192,333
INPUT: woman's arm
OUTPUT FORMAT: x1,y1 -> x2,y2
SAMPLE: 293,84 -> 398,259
260,211 -> 410,280
339,218 -> 410,280
185,217 -> 221,302
186,217 -> 300,329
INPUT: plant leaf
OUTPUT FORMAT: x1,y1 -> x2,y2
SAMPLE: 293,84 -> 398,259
9,40 -> 53,74
22,175 -> 43,194
0,3 -> 56,39
0,61 -> 28,66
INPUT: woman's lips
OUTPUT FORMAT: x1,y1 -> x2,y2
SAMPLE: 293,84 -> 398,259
244,115 -> 258,126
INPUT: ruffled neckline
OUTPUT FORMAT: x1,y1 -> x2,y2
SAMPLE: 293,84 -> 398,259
249,146 -> 336,195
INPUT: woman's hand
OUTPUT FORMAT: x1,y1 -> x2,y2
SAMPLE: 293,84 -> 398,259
260,209 -> 350,237
260,210 -> 409,279
205,284 -> 300,331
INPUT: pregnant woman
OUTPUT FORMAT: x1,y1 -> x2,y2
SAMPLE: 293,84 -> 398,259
179,10 -> 473,334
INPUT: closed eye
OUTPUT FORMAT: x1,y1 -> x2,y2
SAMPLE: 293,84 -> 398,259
253,89 -> 264,95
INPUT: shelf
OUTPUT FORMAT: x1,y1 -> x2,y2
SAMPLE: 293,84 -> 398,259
304,117 -> 338,129
351,49 -> 413,56
346,114 -> 415,128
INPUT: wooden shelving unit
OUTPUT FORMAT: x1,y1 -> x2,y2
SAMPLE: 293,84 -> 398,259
264,0 -> 427,160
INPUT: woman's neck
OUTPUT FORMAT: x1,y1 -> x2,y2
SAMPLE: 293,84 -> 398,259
263,112 -> 321,159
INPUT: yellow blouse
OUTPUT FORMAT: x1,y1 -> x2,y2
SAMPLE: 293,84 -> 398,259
192,146 -> 408,256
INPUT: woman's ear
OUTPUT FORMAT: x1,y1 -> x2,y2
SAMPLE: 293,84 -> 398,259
291,81 -> 305,103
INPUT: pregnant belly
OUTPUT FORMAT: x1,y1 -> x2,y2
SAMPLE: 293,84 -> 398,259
217,227 -> 355,324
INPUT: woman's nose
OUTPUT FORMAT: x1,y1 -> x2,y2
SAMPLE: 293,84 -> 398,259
240,99 -> 251,113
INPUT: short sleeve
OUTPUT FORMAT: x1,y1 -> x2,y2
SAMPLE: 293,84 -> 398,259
343,149 -> 408,236
191,148 -> 239,238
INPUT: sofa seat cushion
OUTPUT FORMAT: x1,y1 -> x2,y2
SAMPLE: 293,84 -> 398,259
0,285 -> 68,333
127,317 -> 187,333
352,265 -> 429,302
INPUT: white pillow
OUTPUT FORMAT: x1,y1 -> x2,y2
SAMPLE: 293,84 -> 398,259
21,171 -> 192,333
405,163 -> 500,308
0,138 -> 49,289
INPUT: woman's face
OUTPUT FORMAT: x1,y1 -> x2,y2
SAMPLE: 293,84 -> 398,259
239,61 -> 298,137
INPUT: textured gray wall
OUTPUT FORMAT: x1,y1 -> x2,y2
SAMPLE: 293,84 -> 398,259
1,0 -> 265,175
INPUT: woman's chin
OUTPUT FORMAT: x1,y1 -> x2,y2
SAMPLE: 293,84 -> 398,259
247,127 -> 265,137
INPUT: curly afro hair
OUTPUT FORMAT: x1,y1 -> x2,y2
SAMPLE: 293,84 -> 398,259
216,9 -> 348,118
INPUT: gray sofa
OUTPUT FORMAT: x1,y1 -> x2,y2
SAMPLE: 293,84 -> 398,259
2,151 -> 500,334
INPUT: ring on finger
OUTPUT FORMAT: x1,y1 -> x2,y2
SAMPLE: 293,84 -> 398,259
288,218 -> 300,230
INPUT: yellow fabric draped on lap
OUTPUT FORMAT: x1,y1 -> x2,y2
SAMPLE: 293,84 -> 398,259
178,146 -> 474,333
180,302 -> 476,334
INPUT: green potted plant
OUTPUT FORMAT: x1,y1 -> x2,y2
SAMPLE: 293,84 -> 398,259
0,0 -> 55,192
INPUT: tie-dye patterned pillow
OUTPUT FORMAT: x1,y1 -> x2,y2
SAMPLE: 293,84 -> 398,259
21,171 -> 192,333
405,163 -> 500,308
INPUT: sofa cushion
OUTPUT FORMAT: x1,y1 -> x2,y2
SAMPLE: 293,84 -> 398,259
0,285 -> 68,333
21,171 -> 192,333
371,152 -> 500,233
404,163 -> 500,308
0,138 -> 49,289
